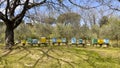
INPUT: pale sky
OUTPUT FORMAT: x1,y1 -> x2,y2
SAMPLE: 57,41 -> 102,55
0,0 -> 120,25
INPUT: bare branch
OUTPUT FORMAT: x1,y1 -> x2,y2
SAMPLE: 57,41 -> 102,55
13,0 -> 47,29
0,12 -> 8,24
108,5 -> 120,11
5,0 -> 9,20
0,12 -> 6,21
47,1 -> 71,12
27,0 -> 47,9
68,0 -> 102,9
13,0 -> 29,29
9,0 -> 20,17
0,0 -> 6,6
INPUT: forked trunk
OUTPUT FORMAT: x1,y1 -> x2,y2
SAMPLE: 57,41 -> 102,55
5,25 -> 14,49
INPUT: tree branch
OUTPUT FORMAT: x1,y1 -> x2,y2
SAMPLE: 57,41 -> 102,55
108,5 -> 120,11
13,0 -> 29,29
13,0 -> 47,29
9,0 -> 20,17
0,12 -> 8,25
47,1 -> 71,12
68,0 -> 102,9
0,12 -> 6,21
5,0 -> 9,20
27,0 -> 47,9
0,0 -> 6,6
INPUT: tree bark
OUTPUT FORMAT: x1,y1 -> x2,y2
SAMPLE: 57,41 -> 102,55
5,25 -> 14,49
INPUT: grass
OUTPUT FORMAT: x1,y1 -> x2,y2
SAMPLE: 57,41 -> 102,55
0,44 -> 120,68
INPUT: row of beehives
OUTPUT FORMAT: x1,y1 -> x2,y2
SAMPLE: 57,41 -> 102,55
16,37 -> 110,47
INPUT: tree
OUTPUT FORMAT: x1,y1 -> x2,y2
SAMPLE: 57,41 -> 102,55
34,23 -> 53,37
57,12 -> 80,25
0,0 -> 112,49
91,24 -> 100,38
0,0 -> 65,49
14,23 -> 32,40
44,17 -> 56,25
51,23 -> 73,40
100,16 -> 120,47
0,0 -> 48,49
99,16 -> 109,27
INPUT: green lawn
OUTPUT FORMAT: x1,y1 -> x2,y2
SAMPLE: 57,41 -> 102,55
0,45 -> 120,68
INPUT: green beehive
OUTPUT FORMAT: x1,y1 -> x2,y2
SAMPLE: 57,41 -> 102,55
92,39 -> 98,44
62,38 -> 67,43
27,38 -> 32,44
78,39 -> 83,44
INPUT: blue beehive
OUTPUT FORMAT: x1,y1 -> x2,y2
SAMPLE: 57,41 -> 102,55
104,39 -> 109,44
32,39 -> 38,44
71,37 -> 76,44
52,38 -> 57,43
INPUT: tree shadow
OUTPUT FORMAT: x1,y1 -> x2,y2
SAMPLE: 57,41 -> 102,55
1,50 -> 13,57
0,45 -> 98,68
32,47 -> 77,68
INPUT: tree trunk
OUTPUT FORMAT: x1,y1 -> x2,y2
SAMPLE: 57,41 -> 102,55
5,25 -> 14,49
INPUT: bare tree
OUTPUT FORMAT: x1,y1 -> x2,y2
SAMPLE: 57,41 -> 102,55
0,0 -> 47,49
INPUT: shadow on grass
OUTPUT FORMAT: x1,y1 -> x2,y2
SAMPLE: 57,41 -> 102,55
0,45 -> 120,68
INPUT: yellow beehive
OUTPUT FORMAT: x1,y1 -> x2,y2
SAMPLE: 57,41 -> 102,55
98,39 -> 104,44
21,40 -> 26,44
40,37 -> 47,43
57,39 -> 62,43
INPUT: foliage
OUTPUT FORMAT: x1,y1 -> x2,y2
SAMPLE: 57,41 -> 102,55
99,16 -> 120,47
14,24 -> 32,40
44,17 -> 56,25
51,23 -> 73,39
99,16 -> 109,27
57,12 -> 80,25
12,15 -> 119,45
99,16 -> 120,39
34,23 -> 53,37
91,24 -> 100,38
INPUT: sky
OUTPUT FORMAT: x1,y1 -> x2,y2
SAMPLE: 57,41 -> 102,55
0,0 -> 120,25
29,0 -> 120,26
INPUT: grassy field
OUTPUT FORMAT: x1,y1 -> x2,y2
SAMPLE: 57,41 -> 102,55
0,45 -> 120,68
